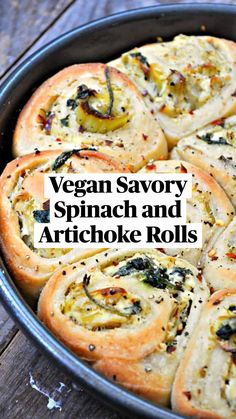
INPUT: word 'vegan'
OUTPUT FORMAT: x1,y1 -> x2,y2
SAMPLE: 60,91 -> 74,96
48,175 -> 188,198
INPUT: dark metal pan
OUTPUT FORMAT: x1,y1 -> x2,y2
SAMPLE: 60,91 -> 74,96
1,4 -> 236,418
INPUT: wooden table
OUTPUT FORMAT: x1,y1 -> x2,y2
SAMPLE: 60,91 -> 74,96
0,0 -> 235,417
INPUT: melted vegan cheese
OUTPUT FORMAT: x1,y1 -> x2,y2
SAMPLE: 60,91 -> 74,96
115,35 -> 231,117
61,279 -> 150,331
189,115 -> 236,147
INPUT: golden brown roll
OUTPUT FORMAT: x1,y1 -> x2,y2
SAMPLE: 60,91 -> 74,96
38,248 -> 209,405
203,216 -> 236,292
13,63 -> 167,171
140,160 -> 234,267
110,35 -> 236,148
0,149 -> 125,300
171,115 -> 236,206
172,289 -> 236,418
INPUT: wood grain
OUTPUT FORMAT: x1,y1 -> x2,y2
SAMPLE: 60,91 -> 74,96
1,0 -> 235,84
0,0 -> 74,78
0,332 -> 124,419
0,0 -> 160,83
0,306 -> 18,355
5,0 -> 222,58
22,0 -> 236,53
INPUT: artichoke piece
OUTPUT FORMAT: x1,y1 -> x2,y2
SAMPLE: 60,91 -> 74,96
77,101 -> 129,134
149,64 -> 165,93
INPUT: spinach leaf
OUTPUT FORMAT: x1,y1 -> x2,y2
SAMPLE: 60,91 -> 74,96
114,257 -> 154,276
33,209 -> 50,223
66,99 -> 77,110
77,84 -> 95,100
113,257 -> 182,291
143,266 -> 178,290
216,318 -> 236,340
201,132 -> 231,146
105,66 -> 114,116
169,267 -> 193,279
123,300 -> 142,315
130,52 -> 150,67
60,115 -> 70,127
82,274 -> 142,318
52,148 -> 96,170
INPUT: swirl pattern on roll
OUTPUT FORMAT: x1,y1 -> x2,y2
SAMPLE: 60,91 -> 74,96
172,289 -> 236,418
38,248 -> 209,405
0,149 -> 125,299
110,35 -> 236,147
13,63 -> 167,171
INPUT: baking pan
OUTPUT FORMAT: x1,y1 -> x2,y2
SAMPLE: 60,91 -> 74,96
1,3 -> 236,418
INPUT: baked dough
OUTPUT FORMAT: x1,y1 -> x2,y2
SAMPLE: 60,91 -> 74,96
110,35 -> 236,148
13,63 -> 167,171
172,289 -> 236,418
38,248 -> 209,405
140,160 -> 234,266
171,115 -> 236,206
0,149 -> 125,300
203,217 -> 236,291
